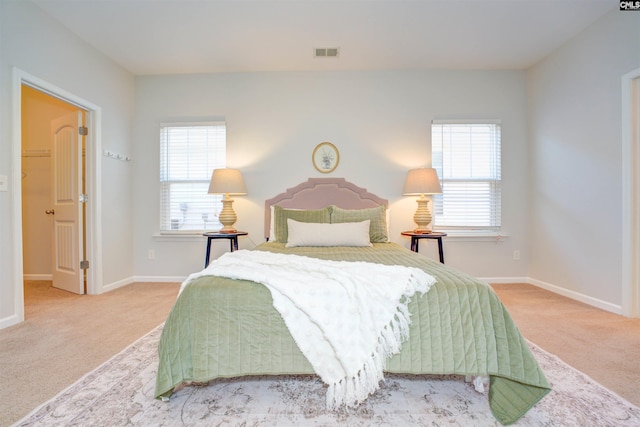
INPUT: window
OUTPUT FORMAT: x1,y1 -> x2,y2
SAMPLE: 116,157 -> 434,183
160,122 -> 226,232
431,120 -> 501,232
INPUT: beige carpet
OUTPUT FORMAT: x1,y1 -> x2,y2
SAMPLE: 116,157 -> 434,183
491,283 -> 640,409
12,324 -> 640,426
0,281 -> 180,427
1,281 -> 638,426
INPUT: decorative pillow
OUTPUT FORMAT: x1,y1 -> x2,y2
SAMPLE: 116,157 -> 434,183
285,219 -> 372,248
330,205 -> 389,243
273,205 -> 331,243
268,205 -> 300,241
269,205 -> 276,240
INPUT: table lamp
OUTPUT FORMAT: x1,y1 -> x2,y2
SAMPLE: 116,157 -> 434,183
403,168 -> 442,233
208,168 -> 247,233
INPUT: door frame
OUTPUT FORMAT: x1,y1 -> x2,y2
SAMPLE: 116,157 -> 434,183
11,68 -> 103,323
622,66 -> 640,318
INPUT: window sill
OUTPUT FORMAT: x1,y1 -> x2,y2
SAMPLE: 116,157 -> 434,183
153,232 -> 208,242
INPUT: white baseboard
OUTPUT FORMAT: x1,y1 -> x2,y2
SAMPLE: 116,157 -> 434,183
132,276 -> 186,284
23,274 -> 52,281
480,276 -> 529,284
527,277 -> 622,315
97,276 -> 184,294
482,276 -> 623,315
0,314 -> 20,330
100,276 -> 135,294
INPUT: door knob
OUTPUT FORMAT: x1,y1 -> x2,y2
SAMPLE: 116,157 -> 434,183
45,209 -> 55,215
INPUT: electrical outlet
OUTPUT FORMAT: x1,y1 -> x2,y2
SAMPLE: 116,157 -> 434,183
148,249 -> 155,260
513,250 -> 520,261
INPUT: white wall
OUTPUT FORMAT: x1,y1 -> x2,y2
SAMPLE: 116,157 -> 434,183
0,1 -> 135,327
528,10 -> 640,307
133,70 -> 530,279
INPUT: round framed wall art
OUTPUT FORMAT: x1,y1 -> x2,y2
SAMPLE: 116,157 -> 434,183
312,142 -> 339,173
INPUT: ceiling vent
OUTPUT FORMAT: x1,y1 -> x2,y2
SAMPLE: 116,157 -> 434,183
314,47 -> 340,58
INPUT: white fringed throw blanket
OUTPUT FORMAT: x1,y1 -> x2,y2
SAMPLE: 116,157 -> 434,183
181,250 -> 436,409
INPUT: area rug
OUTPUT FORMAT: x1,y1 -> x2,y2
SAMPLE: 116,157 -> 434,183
14,325 -> 640,427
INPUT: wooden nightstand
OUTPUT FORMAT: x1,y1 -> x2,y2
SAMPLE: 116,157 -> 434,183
202,231 -> 248,267
401,231 -> 447,263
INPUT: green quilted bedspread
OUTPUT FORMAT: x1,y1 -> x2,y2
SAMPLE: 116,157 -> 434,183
155,243 -> 550,425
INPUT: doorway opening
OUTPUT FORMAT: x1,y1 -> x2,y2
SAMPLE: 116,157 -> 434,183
21,85 -> 87,294
11,69 -> 102,324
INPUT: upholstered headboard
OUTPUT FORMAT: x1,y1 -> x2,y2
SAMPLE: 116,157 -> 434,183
264,178 -> 388,240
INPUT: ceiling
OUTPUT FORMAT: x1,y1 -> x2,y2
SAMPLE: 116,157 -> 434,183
32,0 -> 616,76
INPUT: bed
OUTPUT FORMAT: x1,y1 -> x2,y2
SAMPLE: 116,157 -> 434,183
155,177 -> 550,425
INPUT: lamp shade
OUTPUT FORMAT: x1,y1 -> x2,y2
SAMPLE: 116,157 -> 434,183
208,168 -> 247,195
402,168 -> 442,196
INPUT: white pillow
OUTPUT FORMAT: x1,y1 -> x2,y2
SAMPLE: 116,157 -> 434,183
285,219 -> 372,248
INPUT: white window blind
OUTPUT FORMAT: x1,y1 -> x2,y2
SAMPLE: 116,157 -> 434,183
160,122 -> 226,232
431,120 -> 501,231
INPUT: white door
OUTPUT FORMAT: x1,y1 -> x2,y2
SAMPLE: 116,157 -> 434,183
50,111 -> 84,294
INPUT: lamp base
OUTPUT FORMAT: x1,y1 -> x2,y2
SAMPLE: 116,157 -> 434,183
218,196 -> 238,233
413,195 -> 433,234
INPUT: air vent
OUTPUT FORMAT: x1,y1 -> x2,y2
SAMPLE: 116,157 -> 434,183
314,47 -> 340,58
